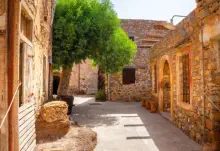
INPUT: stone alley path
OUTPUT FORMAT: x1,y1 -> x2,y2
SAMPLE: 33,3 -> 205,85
71,96 -> 202,151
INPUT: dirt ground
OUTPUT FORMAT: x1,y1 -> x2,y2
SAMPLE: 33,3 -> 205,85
35,125 -> 97,151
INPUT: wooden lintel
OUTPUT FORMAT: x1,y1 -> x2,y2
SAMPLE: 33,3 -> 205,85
20,33 -> 33,47
20,0 -> 34,20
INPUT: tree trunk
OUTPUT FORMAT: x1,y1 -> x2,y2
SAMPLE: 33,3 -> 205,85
57,67 -> 72,96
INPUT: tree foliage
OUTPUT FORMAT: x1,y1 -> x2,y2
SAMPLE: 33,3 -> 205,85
53,0 -> 136,73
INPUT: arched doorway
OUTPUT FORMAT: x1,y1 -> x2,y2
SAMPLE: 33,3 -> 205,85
162,61 -> 171,114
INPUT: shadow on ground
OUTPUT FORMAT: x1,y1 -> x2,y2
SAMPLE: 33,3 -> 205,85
70,96 -> 202,151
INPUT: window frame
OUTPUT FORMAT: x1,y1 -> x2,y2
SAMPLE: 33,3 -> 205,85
20,2 -> 34,42
151,62 -> 158,95
176,46 -> 193,110
182,53 -> 190,104
122,67 -> 136,85
19,1 -> 34,106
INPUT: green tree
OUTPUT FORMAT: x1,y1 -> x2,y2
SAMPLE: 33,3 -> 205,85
53,0 -> 136,95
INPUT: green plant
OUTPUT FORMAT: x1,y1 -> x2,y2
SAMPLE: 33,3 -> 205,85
53,0 -> 136,95
53,0 -> 136,71
95,89 -> 106,101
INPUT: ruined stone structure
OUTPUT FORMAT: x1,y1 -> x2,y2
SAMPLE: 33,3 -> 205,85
70,59 -> 98,95
0,0 -> 55,151
106,19 -> 169,101
57,59 -> 98,96
150,0 -> 220,149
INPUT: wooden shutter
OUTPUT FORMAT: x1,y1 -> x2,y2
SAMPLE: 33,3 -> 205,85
20,43 -> 33,104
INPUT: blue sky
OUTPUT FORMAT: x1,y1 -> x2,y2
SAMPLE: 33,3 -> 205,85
110,0 -> 196,24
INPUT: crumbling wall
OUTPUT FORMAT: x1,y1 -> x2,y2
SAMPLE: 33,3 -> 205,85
66,59 -> 98,95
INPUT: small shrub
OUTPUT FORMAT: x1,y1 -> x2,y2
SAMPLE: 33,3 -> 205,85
95,89 -> 106,101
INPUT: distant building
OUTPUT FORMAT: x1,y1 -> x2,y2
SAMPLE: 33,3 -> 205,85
106,19 -> 169,101
58,59 -> 99,95
61,20 -> 169,99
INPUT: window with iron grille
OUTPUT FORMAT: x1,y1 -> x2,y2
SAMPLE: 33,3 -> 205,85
182,54 -> 190,104
154,65 -> 157,93
123,68 -> 135,85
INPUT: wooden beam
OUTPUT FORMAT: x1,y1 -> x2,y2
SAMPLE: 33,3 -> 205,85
20,33 -> 33,47
8,0 -> 20,151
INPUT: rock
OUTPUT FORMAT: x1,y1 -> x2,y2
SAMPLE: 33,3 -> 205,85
40,101 -> 68,123
36,101 -> 71,142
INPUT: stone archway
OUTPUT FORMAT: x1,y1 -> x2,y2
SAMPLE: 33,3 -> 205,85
158,55 -> 173,120
162,61 -> 171,113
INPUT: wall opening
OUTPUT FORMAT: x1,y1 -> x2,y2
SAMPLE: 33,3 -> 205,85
123,67 -> 136,85
162,60 -> 171,114
53,76 -> 60,95
98,69 -> 105,90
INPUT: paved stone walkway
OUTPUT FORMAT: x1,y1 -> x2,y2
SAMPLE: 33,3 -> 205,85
70,96 -> 202,151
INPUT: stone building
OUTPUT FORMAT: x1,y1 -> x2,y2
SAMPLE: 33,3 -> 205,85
0,0 -> 54,151
106,19 -> 169,101
149,0 -> 220,149
57,59 -> 98,95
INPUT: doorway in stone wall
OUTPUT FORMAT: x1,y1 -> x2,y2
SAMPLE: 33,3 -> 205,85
161,60 -> 171,119
53,76 -> 60,95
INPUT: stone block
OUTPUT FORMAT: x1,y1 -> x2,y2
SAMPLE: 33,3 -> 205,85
208,130 -> 220,141
211,112 -> 220,122
36,101 -> 71,142
194,114 -> 199,121
206,119 -> 215,130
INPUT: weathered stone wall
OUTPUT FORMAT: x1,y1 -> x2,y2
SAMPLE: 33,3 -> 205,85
108,19 -> 169,101
25,0 -> 54,107
0,0 -> 54,150
150,1 -> 220,148
67,59 -> 98,95
22,0 -> 55,149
